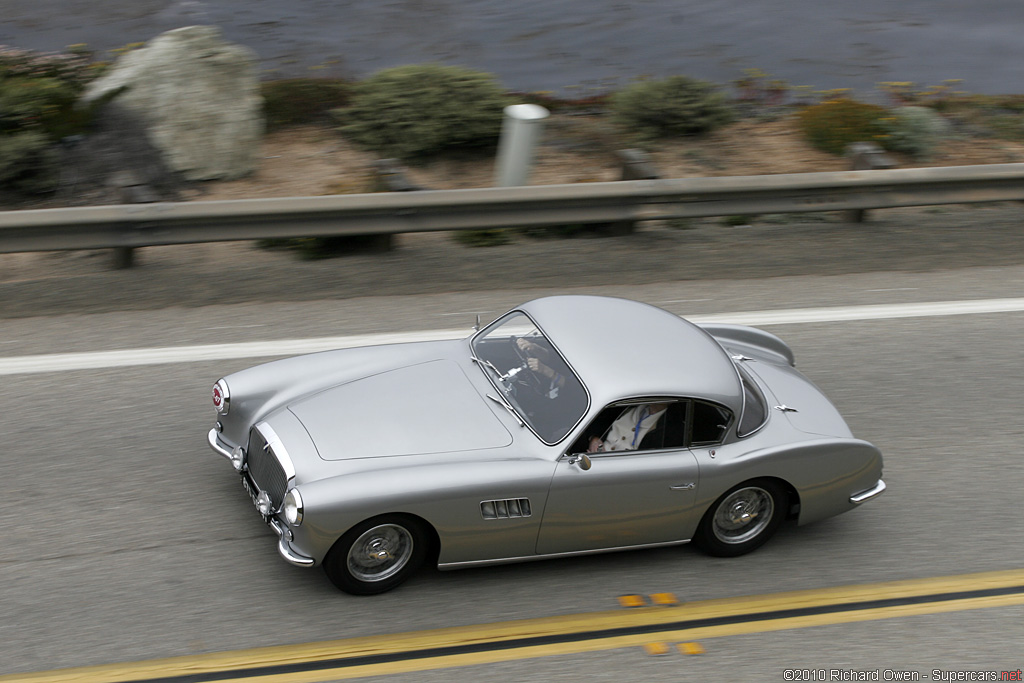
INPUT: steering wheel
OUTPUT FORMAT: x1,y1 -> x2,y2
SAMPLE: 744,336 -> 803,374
512,337 -> 546,394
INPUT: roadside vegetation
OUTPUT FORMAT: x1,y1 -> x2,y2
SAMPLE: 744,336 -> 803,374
0,45 -> 99,193
3,46 -> 1024,251
331,64 -> 508,161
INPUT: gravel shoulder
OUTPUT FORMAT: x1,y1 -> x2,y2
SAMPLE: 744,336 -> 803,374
2,202 -> 1022,320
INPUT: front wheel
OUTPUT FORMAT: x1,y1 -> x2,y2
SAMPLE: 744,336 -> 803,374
693,479 -> 787,557
323,515 -> 427,595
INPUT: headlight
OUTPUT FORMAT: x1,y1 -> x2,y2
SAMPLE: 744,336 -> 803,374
283,488 -> 303,526
212,379 -> 230,415
229,446 -> 245,472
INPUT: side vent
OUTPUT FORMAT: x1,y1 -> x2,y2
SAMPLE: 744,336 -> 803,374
481,498 -> 532,520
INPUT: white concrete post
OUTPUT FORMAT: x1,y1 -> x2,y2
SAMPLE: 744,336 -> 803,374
494,104 -> 550,187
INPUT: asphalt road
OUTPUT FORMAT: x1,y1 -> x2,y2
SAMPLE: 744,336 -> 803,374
2,264 -> 1024,679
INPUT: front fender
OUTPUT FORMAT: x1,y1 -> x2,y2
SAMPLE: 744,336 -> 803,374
292,456 -> 557,565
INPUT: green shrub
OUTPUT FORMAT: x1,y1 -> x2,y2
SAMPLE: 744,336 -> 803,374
880,105 -> 951,159
0,46 -> 101,197
610,76 -> 734,140
0,76 -> 85,139
797,98 -> 888,155
0,130 -> 58,193
261,78 -> 352,131
334,64 -> 507,160
928,94 -> 1024,142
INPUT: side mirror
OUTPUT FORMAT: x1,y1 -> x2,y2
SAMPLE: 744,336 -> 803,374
567,453 -> 592,471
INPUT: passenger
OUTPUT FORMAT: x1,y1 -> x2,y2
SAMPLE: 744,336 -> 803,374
587,403 -> 669,453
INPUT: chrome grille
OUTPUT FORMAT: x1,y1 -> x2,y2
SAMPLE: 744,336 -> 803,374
246,428 -> 288,509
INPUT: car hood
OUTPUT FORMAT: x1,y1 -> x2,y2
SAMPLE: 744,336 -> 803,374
287,359 -> 513,459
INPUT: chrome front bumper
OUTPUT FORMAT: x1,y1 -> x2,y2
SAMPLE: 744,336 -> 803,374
208,428 -> 233,460
208,428 -> 315,568
850,479 -> 886,505
269,518 -> 316,568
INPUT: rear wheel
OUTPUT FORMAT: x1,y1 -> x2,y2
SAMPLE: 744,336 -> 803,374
694,479 -> 787,557
323,515 -> 427,595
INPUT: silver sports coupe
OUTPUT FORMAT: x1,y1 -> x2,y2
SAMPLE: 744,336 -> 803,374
208,295 -> 885,594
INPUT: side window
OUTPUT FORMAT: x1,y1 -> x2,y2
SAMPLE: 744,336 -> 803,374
569,400 -> 687,454
691,401 -> 732,446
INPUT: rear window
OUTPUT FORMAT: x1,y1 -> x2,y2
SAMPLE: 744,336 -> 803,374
737,367 -> 768,437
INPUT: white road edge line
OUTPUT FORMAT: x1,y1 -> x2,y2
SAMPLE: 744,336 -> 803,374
3,298 -> 1024,376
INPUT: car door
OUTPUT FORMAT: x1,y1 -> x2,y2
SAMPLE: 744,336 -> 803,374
535,399 -> 701,554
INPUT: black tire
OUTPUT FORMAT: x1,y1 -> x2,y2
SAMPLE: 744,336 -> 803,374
323,515 -> 427,595
693,479 -> 787,557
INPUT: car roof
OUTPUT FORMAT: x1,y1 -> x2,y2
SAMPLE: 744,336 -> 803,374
518,295 -> 743,414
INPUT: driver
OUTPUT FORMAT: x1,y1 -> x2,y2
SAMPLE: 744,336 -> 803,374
516,338 -> 567,399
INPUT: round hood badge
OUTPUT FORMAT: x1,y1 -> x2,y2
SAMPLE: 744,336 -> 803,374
212,380 -> 230,414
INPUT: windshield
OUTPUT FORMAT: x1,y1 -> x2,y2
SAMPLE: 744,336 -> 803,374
471,312 -> 588,444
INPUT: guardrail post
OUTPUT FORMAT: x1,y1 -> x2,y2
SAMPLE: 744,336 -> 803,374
111,171 -> 158,269
365,159 -> 428,251
844,142 -> 896,223
605,149 -> 662,235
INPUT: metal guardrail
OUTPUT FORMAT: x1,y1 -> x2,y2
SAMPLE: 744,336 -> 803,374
2,163 -> 1024,256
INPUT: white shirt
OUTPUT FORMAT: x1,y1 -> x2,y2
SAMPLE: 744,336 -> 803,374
599,405 -> 667,452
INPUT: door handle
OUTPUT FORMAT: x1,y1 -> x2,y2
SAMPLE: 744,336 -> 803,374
670,482 -> 695,491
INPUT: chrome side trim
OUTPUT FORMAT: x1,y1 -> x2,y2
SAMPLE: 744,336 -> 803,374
269,518 -> 315,567
437,538 -> 690,570
207,428 -> 234,460
850,479 -> 886,505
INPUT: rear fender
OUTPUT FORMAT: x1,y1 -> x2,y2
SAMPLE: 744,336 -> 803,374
692,438 -> 883,526
698,323 -> 796,366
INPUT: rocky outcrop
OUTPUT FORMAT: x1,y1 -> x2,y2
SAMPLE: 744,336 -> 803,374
83,26 -> 263,181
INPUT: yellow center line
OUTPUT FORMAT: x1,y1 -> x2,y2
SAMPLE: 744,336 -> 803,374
5,568 -> 1024,683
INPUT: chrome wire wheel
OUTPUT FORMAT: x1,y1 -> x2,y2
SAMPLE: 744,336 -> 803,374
346,523 -> 415,583
711,486 -> 774,545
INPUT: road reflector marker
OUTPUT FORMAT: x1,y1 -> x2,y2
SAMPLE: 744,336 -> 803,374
650,592 -> 679,606
618,594 -> 647,608
643,642 -> 671,656
679,642 -> 705,655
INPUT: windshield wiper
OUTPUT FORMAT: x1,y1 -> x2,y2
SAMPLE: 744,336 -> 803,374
487,393 -> 525,427
471,354 -> 510,381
